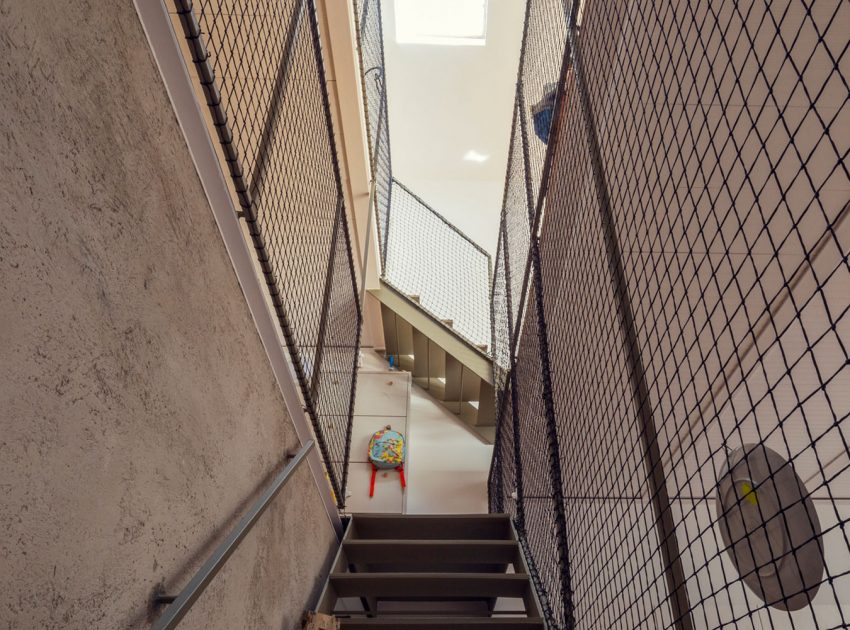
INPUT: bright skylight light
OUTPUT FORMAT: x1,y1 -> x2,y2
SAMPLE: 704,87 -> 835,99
395,0 -> 488,46
463,150 -> 490,163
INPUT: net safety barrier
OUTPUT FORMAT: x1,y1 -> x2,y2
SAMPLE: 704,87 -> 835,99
173,0 -> 362,509
489,0 -> 849,628
354,0 -> 493,353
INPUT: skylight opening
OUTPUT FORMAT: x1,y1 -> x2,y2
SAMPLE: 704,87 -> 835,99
394,0 -> 488,47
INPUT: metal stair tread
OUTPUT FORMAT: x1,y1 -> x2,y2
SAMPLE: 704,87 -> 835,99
350,514 -> 513,540
342,539 -> 518,571
344,539 -> 516,554
339,618 -> 544,628
328,573 -> 531,598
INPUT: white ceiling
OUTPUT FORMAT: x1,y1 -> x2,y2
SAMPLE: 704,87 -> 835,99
382,0 -> 525,257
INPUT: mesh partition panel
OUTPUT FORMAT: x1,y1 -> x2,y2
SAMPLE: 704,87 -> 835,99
354,0 -> 494,351
492,228 -> 513,389
518,0 -> 570,210
515,269 -> 574,628
313,213 -> 361,502
504,103 -> 534,345
493,383 -> 519,525
354,0 -> 393,271
384,180 -> 493,349
174,0 -> 361,508
490,0 -> 849,628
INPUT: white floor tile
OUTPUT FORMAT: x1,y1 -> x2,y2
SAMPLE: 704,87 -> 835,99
345,460 -> 406,514
405,385 -> 492,515
353,371 -> 410,417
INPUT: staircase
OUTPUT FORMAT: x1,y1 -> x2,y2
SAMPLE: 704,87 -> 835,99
316,514 -> 545,628
372,282 -> 496,443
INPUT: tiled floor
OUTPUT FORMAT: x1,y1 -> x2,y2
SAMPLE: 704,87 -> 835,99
344,350 -> 492,515
344,365 -> 410,514
405,386 -> 492,515
352,372 -> 409,418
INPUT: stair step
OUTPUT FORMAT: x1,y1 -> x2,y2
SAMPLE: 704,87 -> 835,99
329,573 -> 530,599
340,619 -> 544,628
343,540 -> 518,570
428,378 -> 446,400
351,514 -> 512,540
399,353 -> 415,371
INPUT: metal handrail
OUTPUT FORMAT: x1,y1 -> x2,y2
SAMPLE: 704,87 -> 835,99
151,440 -> 315,629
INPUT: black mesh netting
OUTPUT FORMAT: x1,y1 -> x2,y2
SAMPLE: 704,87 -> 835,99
354,0 -> 393,271
384,180 -> 492,349
355,0 -> 493,352
490,0 -> 849,628
174,0 -> 361,508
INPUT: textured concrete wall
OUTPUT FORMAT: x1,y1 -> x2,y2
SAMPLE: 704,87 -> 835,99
0,1 -> 336,628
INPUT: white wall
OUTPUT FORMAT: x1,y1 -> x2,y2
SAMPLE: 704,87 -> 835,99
382,0 -> 526,257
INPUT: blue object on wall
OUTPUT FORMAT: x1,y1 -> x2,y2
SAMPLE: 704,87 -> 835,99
532,82 -> 558,144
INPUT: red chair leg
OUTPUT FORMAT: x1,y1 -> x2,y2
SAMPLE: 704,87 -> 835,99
369,463 -> 377,498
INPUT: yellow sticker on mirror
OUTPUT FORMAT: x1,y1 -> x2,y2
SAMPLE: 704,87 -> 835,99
740,482 -> 758,506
